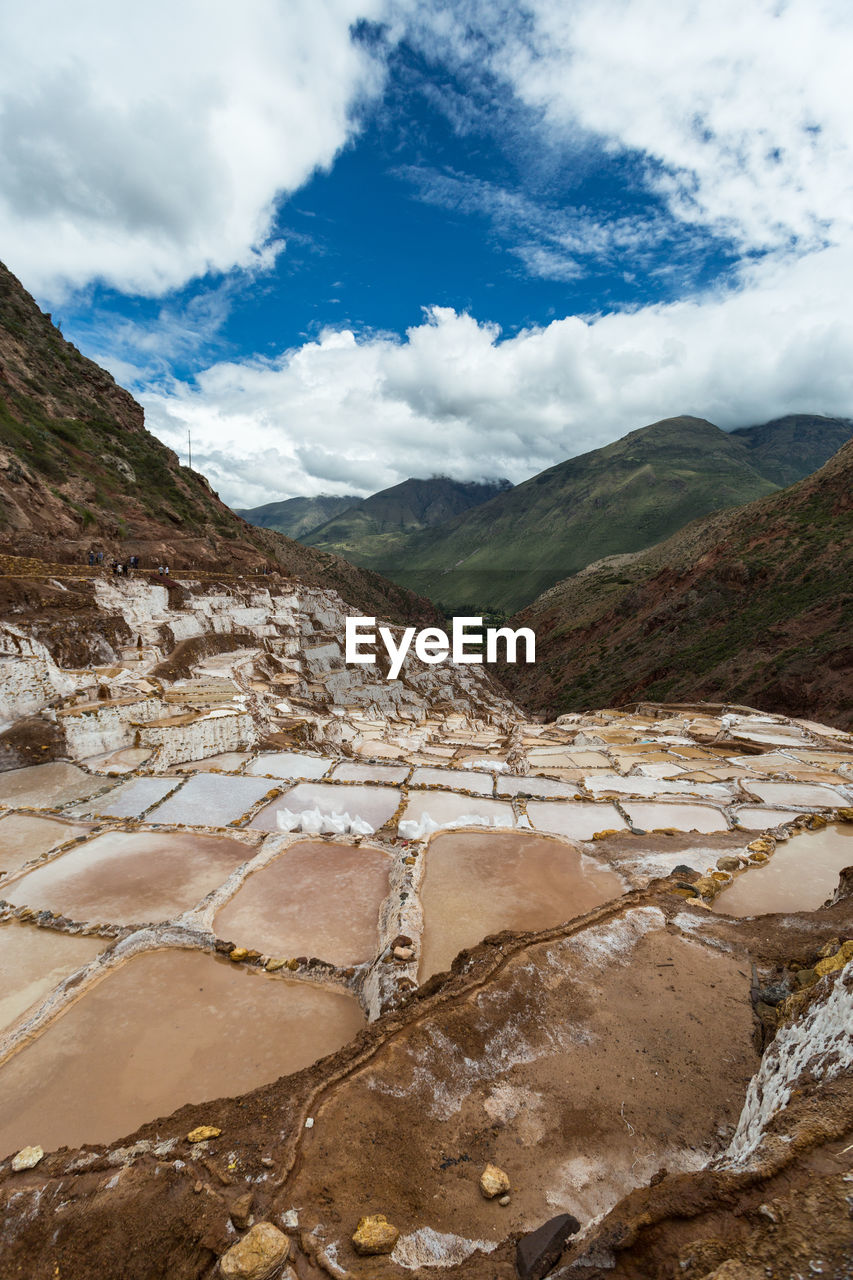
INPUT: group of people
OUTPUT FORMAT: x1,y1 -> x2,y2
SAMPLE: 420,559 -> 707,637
86,551 -> 144,576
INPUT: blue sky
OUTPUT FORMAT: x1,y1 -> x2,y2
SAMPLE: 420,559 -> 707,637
2,1 -> 852,507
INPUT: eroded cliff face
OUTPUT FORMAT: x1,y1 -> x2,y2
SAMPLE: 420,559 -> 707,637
0,559 -> 850,1280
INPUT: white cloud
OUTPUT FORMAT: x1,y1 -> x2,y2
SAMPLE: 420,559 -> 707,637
410,0 -> 853,257
0,0 -> 390,298
143,242 -> 853,509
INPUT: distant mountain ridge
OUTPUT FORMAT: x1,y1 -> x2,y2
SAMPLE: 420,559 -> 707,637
235,493 -> 360,540
500,437 -> 853,729
360,416 -> 784,614
729,413 -> 853,486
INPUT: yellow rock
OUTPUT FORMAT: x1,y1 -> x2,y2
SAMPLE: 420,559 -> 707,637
479,1162 -> 511,1199
229,948 -> 248,962
187,1125 -> 221,1143
747,838 -> 774,854
748,852 -> 769,864
220,1221 -> 290,1279
838,808 -> 853,822
592,829 -> 620,841
814,940 -> 853,977
11,1145 -> 44,1171
352,1214 -> 400,1256
265,958 -> 287,972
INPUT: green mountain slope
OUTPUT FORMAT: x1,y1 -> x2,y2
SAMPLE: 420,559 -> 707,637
373,416 -> 780,614
500,438 -> 853,729
729,413 -> 853,487
0,260 -> 439,626
305,475 -> 511,565
235,493 -> 361,539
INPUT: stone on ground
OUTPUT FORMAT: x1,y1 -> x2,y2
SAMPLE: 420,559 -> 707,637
352,1213 -> 400,1255
219,1221 -> 290,1279
11,1145 -> 44,1172
515,1213 -> 581,1280
479,1163 -> 511,1199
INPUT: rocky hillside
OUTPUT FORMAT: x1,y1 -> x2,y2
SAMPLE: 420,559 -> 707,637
501,439 -> 853,728
0,261 -> 438,626
302,475 -> 512,567
367,417 -> 781,614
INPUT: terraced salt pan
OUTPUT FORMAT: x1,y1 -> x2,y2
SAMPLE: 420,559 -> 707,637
244,752 -> 333,781
0,922 -> 105,1033
733,806 -> 803,830
497,776 -> 579,800
0,763 -> 115,811
0,949 -> 365,1157
146,774 -> 275,827
585,774 -> 731,800
398,792 -> 515,838
419,831 -> 624,979
526,801 -> 627,841
215,840 -> 392,965
330,761 -> 410,785
740,780 -> 850,809
409,767 -> 495,795
0,813 -> 91,874
250,783 -> 401,833
69,775 -> 179,819
713,825 -> 853,916
622,802 -> 729,834
5,831 -> 252,924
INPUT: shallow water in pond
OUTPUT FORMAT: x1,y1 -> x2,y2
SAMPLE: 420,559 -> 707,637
409,767 -> 494,795
0,948 -> 365,1156
5,831 -> 253,925
621,802 -> 728,834
0,813 -> 91,875
741,780 -> 849,809
0,763 -> 114,811
419,832 -> 624,979
70,775 -> 178,819
526,801 -> 627,840
712,824 -> 853,916
245,752 -> 333,781
215,840 -> 391,965
0,922 -> 105,1033
147,774 -> 274,827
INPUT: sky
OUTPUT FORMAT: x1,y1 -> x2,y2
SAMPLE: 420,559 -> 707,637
2,0 -> 853,509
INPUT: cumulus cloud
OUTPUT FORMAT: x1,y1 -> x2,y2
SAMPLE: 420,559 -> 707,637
0,0 -> 390,297
143,242 -> 853,509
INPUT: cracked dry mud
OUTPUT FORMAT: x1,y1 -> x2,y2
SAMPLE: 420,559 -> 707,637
0,568 -> 850,1279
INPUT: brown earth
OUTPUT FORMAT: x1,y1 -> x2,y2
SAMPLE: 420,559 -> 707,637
0,263 -> 439,627
501,439 -> 853,730
0,882 -> 849,1280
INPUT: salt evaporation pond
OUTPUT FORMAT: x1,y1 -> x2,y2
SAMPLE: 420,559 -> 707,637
0,921 -> 104,1033
0,762 -> 114,811
215,840 -> 392,965
0,949 -> 365,1156
419,831 -> 624,979
712,824 -> 853,916
741,780 -> 849,808
70,775 -> 178,819
330,761 -> 410,785
526,801 -> 627,840
0,813 -> 90,875
250,783 -> 401,833
621,801 -> 729,834
147,774 -> 275,827
5,831 -> 252,924
409,767 -> 495,795
245,752 -> 332,781
398,790 -> 515,836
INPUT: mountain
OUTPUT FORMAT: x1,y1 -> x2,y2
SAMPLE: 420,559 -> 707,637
729,413 -> 853,487
0,260 -> 438,625
500,438 -> 853,729
371,416 -> 780,614
235,493 -> 361,539
304,475 -> 512,566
